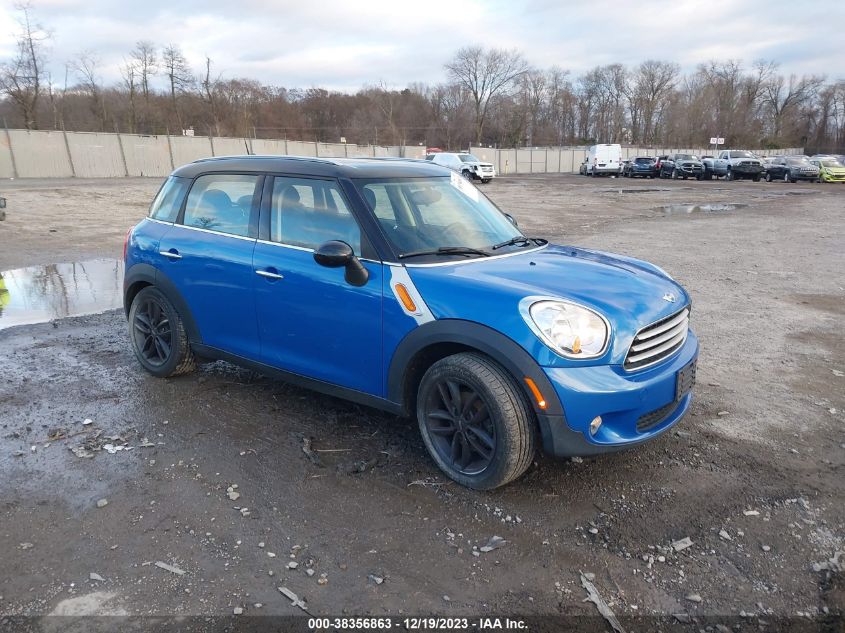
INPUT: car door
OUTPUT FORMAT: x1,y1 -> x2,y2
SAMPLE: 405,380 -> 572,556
157,172 -> 262,360
252,175 -> 384,397
770,158 -> 786,179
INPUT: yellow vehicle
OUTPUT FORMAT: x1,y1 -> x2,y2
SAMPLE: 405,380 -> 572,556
810,157 -> 845,183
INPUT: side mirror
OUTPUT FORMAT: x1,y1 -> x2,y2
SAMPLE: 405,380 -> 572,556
313,240 -> 369,287
504,213 -> 518,227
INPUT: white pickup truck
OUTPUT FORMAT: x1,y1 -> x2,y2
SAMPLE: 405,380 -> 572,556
701,150 -> 765,181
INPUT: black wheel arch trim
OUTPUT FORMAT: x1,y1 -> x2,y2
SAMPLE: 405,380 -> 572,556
387,319 -> 564,418
123,263 -> 202,344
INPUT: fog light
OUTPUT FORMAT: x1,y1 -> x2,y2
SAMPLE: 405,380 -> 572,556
589,416 -> 603,436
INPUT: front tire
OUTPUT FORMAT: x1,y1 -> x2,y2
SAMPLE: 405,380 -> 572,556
128,286 -> 195,378
416,353 -> 536,490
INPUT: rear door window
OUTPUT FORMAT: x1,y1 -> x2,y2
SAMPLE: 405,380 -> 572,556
182,174 -> 261,237
149,176 -> 189,222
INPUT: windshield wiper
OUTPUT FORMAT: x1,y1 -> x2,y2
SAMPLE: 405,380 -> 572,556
491,236 -> 547,250
398,246 -> 491,260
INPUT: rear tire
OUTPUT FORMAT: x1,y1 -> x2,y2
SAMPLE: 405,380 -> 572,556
416,353 -> 536,490
128,286 -> 195,378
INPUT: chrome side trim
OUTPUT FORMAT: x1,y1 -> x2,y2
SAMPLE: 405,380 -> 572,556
146,217 -> 174,226
168,223 -> 255,242
254,239 -> 381,265
159,250 -> 182,259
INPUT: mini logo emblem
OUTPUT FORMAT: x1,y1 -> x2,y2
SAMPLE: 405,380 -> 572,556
663,293 -> 676,303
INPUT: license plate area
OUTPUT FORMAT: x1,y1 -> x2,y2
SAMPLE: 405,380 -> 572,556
676,359 -> 697,401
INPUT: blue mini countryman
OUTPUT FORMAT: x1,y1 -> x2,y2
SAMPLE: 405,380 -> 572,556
124,156 -> 698,489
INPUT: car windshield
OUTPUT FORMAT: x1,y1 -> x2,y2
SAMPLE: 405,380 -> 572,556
787,157 -> 810,165
458,154 -> 481,163
821,159 -> 843,168
677,154 -> 699,160
356,175 -> 529,261
634,157 -> 654,164
729,151 -> 755,158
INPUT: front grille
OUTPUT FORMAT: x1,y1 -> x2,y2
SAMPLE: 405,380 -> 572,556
637,400 -> 679,432
625,307 -> 690,370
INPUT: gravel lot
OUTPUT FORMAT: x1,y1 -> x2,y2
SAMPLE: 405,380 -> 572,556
1,174 -> 843,626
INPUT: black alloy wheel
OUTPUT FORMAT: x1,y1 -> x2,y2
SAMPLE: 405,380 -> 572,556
128,286 -> 195,377
132,295 -> 172,367
423,378 -> 496,476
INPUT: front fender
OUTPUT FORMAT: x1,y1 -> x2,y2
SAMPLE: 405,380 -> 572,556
387,319 -> 564,418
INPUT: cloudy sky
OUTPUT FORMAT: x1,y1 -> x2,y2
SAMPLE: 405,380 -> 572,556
1,0 -> 842,91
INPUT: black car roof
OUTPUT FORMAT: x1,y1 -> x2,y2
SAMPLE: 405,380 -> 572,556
171,155 -> 451,179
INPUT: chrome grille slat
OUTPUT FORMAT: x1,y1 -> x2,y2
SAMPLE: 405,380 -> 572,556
630,319 -> 688,351
626,331 -> 686,365
625,307 -> 690,370
636,309 -> 688,340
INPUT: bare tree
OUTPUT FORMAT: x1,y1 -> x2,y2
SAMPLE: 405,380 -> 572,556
161,44 -> 193,129
0,2 -> 50,129
763,72 -> 825,141
628,60 -> 679,144
130,41 -> 157,105
201,56 -> 222,136
70,52 -> 107,130
445,46 -> 529,145
120,58 -> 139,133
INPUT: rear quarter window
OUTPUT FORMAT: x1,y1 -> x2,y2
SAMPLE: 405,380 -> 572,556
149,177 -> 189,222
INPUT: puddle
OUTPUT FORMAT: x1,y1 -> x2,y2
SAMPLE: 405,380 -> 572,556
656,203 -> 748,215
0,258 -> 124,330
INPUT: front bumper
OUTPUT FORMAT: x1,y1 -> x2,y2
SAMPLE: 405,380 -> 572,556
536,332 -> 699,457
732,165 -> 764,174
677,165 -> 704,176
821,172 -> 845,182
790,171 -> 819,181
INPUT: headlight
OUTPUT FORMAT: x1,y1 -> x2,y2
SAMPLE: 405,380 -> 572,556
522,299 -> 609,359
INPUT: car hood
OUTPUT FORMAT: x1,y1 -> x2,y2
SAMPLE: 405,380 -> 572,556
406,244 -> 690,366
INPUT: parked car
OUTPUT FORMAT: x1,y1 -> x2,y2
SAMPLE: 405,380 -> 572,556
809,156 -> 845,183
426,152 -> 496,183
0,195 -> 5,222
764,156 -> 820,182
579,159 -> 588,175
623,156 -> 658,178
124,156 -> 698,489
659,154 -> 705,180
701,150 -> 765,181
585,144 -> 622,176
654,155 -> 670,174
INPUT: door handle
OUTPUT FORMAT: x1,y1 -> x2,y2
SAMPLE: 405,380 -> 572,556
159,249 -> 182,260
255,269 -> 284,280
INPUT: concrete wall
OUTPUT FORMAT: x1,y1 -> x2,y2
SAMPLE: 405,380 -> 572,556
120,134 -> 172,177
0,130 -> 15,179
0,127 -> 804,179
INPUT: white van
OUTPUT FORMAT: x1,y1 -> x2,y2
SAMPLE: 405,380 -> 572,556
586,144 -> 622,177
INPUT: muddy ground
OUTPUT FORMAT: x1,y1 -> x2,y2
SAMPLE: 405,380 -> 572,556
0,174 -> 843,627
